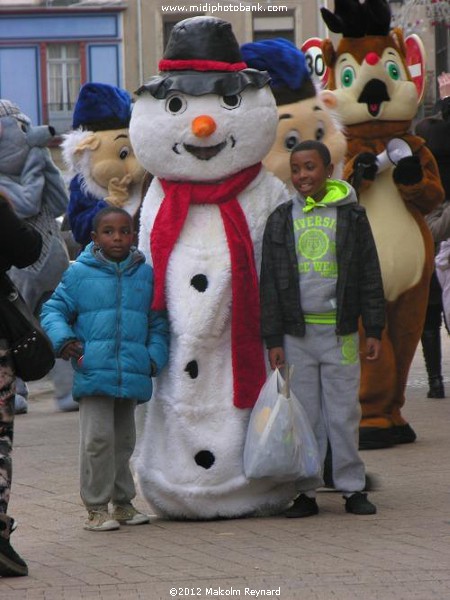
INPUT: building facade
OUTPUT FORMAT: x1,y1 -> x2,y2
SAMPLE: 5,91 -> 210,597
0,0 -> 448,134
0,0 -> 126,133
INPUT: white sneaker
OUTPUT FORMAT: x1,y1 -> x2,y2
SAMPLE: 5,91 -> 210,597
111,504 -> 150,526
84,510 -> 120,531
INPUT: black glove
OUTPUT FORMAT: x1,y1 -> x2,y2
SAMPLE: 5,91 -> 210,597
393,155 -> 423,185
353,152 -> 378,181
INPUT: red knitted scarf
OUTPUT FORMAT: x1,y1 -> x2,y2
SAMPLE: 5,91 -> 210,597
151,162 -> 265,409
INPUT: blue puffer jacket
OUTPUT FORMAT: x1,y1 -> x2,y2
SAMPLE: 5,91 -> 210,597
41,243 -> 169,403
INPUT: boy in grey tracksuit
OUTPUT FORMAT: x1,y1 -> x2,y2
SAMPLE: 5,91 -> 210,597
260,140 -> 385,517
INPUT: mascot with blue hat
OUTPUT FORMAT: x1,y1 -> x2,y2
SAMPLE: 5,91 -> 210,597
61,83 -> 145,248
241,38 -> 347,185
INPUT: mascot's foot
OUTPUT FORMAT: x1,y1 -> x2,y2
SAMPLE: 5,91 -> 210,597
359,427 -> 394,450
391,423 -> 417,445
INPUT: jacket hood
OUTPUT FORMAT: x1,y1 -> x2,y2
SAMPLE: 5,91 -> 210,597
296,179 -> 357,210
323,179 -> 357,206
77,242 -> 145,271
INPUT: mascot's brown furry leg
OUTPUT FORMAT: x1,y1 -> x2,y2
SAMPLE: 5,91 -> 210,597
359,265 -> 432,449
385,278 -> 430,440
359,326 -> 397,449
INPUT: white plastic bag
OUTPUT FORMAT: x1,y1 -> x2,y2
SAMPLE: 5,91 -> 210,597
243,367 -> 321,481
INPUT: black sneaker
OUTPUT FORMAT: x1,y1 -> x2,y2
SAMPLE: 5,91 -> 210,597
284,494 -> 319,518
0,536 -> 28,577
344,492 -> 377,515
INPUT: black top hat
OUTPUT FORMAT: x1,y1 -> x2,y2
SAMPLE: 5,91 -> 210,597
136,16 -> 270,99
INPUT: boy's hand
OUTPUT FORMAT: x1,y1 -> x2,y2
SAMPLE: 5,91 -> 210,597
365,338 -> 381,361
60,340 -> 83,361
268,346 -> 285,370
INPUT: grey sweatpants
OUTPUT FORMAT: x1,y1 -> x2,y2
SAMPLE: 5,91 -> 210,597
284,325 -> 365,494
79,396 -> 137,510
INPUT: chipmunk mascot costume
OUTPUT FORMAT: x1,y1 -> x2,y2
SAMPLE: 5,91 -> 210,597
61,83 -> 145,248
128,16 -> 314,519
320,0 -> 444,449
241,38 -> 347,185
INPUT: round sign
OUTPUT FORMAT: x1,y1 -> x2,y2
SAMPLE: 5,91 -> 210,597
405,34 -> 426,103
301,37 -> 329,87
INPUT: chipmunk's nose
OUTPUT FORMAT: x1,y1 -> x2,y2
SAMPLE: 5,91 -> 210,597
365,52 -> 380,66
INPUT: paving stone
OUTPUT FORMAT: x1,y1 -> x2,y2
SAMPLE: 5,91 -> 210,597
3,339 -> 450,599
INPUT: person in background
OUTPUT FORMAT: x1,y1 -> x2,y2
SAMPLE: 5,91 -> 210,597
41,207 -> 169,531
260,140 -> 385,518
415,72 -> 450,399
0,193 -> 42,576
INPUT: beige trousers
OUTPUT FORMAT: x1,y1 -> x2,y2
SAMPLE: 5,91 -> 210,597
79,396 -> 137,510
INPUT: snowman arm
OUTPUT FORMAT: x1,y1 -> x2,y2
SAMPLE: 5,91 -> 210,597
147,307 -> 170,376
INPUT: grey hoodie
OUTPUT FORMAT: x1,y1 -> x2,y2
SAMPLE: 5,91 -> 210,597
291,179 -> 357,319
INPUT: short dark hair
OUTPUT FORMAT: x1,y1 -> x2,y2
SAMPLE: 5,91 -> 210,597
92,206 -> 133,232
290,140 -> 331,167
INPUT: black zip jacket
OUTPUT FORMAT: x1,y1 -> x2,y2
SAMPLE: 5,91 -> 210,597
260,200 -> 385,348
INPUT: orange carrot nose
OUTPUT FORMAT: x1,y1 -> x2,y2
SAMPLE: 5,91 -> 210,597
192,115 -> 217,138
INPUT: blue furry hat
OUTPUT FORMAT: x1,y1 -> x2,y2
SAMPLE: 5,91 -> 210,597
72,83 -> 132,131
241,38 -> 316,105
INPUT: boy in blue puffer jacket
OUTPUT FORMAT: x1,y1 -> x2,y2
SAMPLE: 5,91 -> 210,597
41,206 -> 169,531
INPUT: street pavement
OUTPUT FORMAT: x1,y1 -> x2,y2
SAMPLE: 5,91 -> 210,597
2,337 -> 450,600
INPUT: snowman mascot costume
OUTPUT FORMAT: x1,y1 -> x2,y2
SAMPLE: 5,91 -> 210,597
130,16 -> 305,519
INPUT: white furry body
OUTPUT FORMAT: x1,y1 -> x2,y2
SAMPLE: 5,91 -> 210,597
135,169 -> 298,519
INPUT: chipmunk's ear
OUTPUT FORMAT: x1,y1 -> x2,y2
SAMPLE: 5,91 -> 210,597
321,38 -> 337,69
390,27 -> 407,57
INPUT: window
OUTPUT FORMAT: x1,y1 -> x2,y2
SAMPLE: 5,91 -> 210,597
253,12 -> 295,43
46,43 -> 81,134
47,43 -> 81,113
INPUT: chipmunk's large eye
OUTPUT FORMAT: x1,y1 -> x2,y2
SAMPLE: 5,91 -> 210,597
341,66 -> 355,88
385,60 -> 401,81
